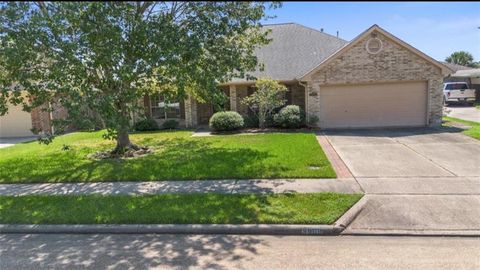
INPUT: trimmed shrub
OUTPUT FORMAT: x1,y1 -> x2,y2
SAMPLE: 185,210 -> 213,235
209,111 -> 244,132
162,119 -> 179,130
134,118 -> 159,131
273,105 -> 304,128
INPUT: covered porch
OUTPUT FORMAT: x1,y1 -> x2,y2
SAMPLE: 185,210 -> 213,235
142,81 -> 306,128
188,81 -> 306,127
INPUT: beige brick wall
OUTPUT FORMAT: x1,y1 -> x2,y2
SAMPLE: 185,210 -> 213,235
31,104 -> 52,134
184,96 -> 197,128
31,99 -> 75,134
306,30 -> 444,127
229,85 -> 237,111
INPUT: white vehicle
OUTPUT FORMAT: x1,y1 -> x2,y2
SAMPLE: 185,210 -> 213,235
443,82 -> 476,106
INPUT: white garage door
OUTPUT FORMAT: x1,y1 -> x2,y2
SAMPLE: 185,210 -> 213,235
319,81 -> 428,129
0,103 -> 34,138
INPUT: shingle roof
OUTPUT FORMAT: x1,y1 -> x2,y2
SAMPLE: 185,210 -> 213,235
232,23 -> 348,83
440,61 -> 473,72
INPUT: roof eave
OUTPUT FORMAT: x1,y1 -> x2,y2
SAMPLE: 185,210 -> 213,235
219,78 -> 298,86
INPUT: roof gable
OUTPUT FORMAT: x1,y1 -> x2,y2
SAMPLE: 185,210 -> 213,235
300,25 -> 453,80
230,23 -> 348,83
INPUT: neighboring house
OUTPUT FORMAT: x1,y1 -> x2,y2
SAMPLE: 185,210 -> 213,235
442,62 -> 480,101
0,95 -> 68,138
145,23 -> 452,129
0,23 -> 452,138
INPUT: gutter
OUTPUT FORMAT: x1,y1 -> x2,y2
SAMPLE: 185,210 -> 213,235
0,224 -> 343,235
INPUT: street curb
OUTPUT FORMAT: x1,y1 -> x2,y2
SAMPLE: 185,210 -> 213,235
0,224 -> 344,235
334,195 -> 368,229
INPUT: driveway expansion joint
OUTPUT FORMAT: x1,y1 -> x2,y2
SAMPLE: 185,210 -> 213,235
395,140 -> 458,177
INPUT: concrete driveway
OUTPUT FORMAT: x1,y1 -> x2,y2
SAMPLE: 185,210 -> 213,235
0,137 -> 36,149
325,128 -> 480,235
326,128 -> 480,178
445,104 -> 479,122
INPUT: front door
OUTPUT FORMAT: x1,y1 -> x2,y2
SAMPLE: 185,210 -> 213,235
197,103 -> 213,125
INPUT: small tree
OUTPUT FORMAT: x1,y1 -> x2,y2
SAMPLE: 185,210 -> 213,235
445,51 -> 475,67
242,77 -> 287,128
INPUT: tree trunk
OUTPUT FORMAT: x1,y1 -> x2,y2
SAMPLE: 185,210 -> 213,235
258,114 -> 266,129
110,97 -> 141,155
112,126 -> 139,154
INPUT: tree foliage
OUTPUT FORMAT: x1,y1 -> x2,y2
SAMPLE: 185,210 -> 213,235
0,2 -> 279,153
242,77 -> 287,128
445,51 -> 476,67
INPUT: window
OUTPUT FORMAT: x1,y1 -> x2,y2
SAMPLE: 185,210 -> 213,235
150,94 -> 181,119
445,83 -> 468,90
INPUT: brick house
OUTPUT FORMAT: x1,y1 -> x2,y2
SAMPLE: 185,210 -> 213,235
0,23 -> 452,138
143,23 -> 452,129
0,92 -> 70,138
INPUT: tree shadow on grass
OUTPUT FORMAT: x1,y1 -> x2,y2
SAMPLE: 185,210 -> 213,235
0,137 -> 289,183
0,194 -> 302,224
0,193 -> 305,269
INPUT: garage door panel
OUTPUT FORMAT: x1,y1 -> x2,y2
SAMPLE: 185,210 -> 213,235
319,81 -> 427,128
0,103 -> 34,138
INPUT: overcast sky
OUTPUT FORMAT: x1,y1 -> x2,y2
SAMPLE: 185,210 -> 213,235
263,1 -> 480,62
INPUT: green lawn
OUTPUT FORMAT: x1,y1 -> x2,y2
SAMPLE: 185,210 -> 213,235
0,131 -> 336,183
443,116 -> 480,140
0,193 -> 361,224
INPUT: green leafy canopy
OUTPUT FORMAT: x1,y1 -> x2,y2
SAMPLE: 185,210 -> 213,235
0,2 -> 280,147
445,51 -> 478,68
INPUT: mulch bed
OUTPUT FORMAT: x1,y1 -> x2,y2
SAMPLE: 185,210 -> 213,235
88,146 -> 154,159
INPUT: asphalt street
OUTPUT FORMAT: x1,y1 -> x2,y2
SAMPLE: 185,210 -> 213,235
0,234 -> 478,270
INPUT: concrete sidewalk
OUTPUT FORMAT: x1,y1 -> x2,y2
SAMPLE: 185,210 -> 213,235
340,195 -> 480,236
446,106 -> 479,123
0,179 -> 362,196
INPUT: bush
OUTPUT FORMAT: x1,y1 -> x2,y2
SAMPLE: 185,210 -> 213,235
209,111 -> 244,132
134,118 -> 159,131
243,115 -> 259,128
162,119 -> 179,130
273,105 -> 304,128
307,114 -> 319,127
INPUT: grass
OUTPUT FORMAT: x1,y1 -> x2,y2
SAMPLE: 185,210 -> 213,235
0,131 -> 336,183
0,193 -> 362,225
443,116 -> 480,140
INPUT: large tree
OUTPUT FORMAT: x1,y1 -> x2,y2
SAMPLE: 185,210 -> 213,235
445,51 -> 475,67
0,2 -> 279,154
